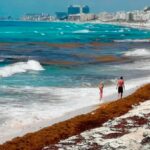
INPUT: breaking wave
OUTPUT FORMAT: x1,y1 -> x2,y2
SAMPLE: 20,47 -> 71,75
114,39 -> 150,43
0,60 -> 44,77
73,29 -> 91,34
124,48 -> 150,57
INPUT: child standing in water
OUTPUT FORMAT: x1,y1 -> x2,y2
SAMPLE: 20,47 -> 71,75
99,82 -> 104,100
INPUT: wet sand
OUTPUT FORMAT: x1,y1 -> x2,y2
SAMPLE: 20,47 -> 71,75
0,84 -> 150,150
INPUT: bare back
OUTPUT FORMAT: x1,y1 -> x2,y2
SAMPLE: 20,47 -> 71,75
118,79 -> 124,87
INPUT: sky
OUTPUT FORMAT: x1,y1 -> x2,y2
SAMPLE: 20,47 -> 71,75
0,0 -> 150,17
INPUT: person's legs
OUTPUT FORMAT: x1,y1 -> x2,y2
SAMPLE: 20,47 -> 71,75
118,87 -> 120,98
100,92 -> 102,100
121,87 -> 123,99
121,92 -> 123,99
118,87 -> 123,99
100,89 -> 103,100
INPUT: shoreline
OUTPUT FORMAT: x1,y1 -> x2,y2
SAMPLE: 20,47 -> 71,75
104,21 -> 150,30
46,98 -> 150,150
0,82 -> 150,150
0,19 -> 149,149
1,20 -> 150,30
0,75 -> 150,144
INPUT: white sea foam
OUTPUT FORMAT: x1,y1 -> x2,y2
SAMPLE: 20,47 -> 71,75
34,30 -> 39,33
73,29 -> 91,34
115,59 -> 150,70
0,59 -> 4,62
118,29 -> 124,32
120,48 -> 150,70
57,28 -> 62,30
114,39 -> 150,43
60,32 -> 64,35
0,55 -> 28,59
124,48 -> 150,57
41,33 -> 46,36
0,60 -> 44,77
65,25 -> 70,28
0,86 -> 99,143
0,31 -> 22,34
0,75 -> 150,144
54,100 -> 150,150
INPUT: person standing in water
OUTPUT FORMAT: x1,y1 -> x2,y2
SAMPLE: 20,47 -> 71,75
117,76 -> 125,99
99,82 -> 104,100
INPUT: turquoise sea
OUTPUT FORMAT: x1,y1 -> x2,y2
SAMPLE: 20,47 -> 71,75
0,21 -> 150,142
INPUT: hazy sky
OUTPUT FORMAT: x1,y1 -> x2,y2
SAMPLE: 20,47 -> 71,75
0,0 -> 150,17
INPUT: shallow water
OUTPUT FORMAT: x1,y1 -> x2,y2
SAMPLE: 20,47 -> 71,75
0,21 -> 150,143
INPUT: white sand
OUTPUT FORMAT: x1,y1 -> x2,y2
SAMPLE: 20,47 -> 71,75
90,20 -> 150,30
46,100 -> 150,150
0,76 -> 150,144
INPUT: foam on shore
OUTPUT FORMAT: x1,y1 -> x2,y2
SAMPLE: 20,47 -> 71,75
1,83 -> 150,150
124,48 -> 150,57
0,75 -> 150,144
114,39 -> 150,43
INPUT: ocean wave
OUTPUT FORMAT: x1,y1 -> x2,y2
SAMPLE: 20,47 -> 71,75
0,59 -> 4,62
124,48 -> 150,57
121,34 -> 125,37
60,32 -> 64,35
65,25 -> 70,28
0,75 -> 150,143
115,59 -> 150,70
40,33 -> 46,36
73,29 -> 92,34
133,61 -> 150,70
0,60 -> 44,77
114,39 -> 150,43
34,30 -> 39,33
118,29 -> 124,32
0,31 -> 22,34
0,55 -> 28,59
57,28 -> 62,30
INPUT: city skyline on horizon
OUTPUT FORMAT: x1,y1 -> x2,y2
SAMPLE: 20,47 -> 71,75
0,0 -> 150,17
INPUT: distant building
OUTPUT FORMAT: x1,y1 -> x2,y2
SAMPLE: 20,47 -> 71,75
68,14 -> 96,22
144,6 -> 150,12
98,12 -> 115,22
131,10 -> 150,22
114,11 -> 128,21
68,5 -> 90,15
0,16 -> 13,21
127,12 -> 134,22
56,12 -> 68,20
68,14 -> 81,21
68,5 -> 81,15
21,13 -> 55,21
98,8 -> 150,23
82,5 -> 90,14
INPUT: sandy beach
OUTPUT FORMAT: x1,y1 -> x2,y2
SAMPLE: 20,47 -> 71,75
1,0 -> 150,149
0,75 -> 149,145
91,20 -> 150,29
113,22 -> 150,30
47,92 -> 150,150
0,21 -> 150,150
0,81 -> 149,150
